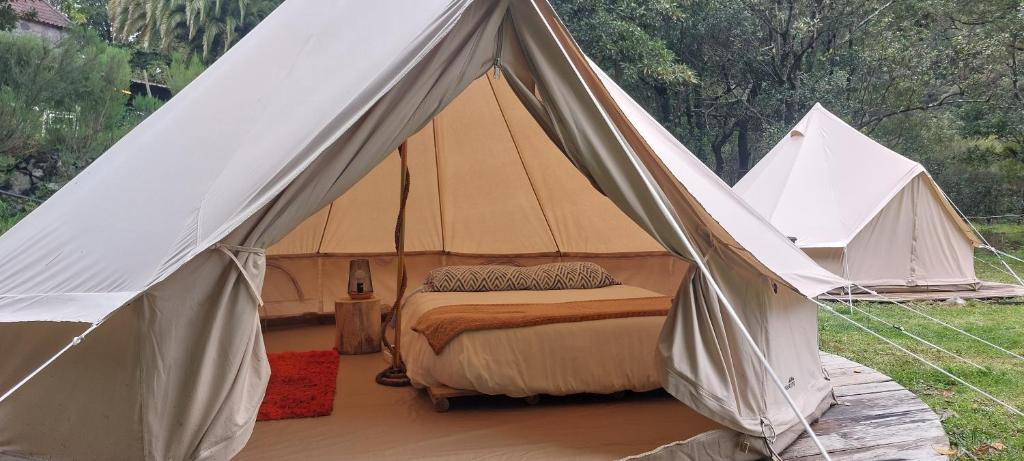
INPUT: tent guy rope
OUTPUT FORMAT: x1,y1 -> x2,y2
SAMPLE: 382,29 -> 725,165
0,321 -> 102,405
974,253 -> 1020,280
821,294 -> 986,371
814,299 -> 1024,417
936,186 -> 1024,287
853,284 -> 1024,363
986,245 -> 1024,267
0,243 -> 269,407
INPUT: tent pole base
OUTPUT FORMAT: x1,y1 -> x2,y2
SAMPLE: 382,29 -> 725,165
376,366 -> 410,387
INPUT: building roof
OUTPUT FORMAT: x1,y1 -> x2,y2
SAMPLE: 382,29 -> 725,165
11,0 -> 71,29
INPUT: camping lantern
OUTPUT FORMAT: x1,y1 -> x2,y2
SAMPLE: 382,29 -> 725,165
348,259 -> 373,300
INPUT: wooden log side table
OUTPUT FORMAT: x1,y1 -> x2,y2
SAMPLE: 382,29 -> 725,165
334,297 -> 382,355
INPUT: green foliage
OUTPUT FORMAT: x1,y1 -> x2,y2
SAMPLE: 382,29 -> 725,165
53,0 -> 113,41
119,94 -> 165,132
553,0 -> 1024,214
0,197 -> 32,234
165,50 -> 206,95
550,0 -> 694,89
108,0 -> 282,61
0,0 -> 15,32
130,94 -> 165,115
0,28 -> 131,199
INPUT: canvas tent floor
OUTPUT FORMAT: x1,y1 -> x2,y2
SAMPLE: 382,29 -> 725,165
833,282 -> 1024,303
238,327 -> 950,460
236,324 -> 719,460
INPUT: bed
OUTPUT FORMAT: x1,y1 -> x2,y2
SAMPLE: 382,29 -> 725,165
400,284 -> 671,400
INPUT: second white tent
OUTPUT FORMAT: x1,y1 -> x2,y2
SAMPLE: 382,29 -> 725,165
735,103 -> 981,292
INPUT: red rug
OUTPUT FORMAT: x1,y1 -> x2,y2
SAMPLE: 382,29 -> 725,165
258,350 -> 340,421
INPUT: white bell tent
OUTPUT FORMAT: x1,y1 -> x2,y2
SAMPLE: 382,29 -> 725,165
735,103 -> 981,292
0,1 -> 845,460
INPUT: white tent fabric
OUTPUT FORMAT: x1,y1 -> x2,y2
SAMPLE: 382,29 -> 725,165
0,1 -> 844,460
735,103 -> 980,291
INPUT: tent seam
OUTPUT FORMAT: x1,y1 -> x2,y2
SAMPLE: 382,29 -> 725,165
432,119 -> 446,252
315,201 -> 334,254
137,295 -> 148,460
486,74 -> 561,255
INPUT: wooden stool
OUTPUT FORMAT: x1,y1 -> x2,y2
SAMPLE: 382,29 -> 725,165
334,297 -> 382,355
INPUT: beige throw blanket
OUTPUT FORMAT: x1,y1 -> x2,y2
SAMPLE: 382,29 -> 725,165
412,295 -> 671,354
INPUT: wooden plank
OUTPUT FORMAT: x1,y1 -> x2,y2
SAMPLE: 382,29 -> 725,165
827,390 -> 932,419
426,385 -> 482,413
836,282 -> 1024,302
427,385 -> 481,399
832,381 -> 905,398
825,362 -> 872,372
424,385 -> 540,412
782,408 -> 946,457
828,371 -> 891,387
820,353 -> 860,368
785,436 -> 950,461
825,364 -> 880,377
781,352 -> 949,460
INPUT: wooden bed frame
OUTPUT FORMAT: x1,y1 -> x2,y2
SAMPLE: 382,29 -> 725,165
426,385 -> 631,412
426,385 -> 540,412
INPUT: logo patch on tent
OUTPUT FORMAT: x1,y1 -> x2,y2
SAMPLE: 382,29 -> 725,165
785,377 -> 797,390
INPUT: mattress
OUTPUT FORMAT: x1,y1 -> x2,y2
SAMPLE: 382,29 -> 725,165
401,285 -> 669,397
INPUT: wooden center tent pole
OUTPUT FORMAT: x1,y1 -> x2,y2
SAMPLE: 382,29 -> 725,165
376,140 -> 412,386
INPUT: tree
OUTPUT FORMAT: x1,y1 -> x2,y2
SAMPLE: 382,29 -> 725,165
164,49 -> 206,94
0,28 -> 132,198
0,0 -> 15,31
108,0 -> 281,61
54,0 -> 114,41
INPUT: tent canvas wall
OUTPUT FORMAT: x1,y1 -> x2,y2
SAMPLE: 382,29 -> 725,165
0,1 -> 845,460
734,103 -> 980,292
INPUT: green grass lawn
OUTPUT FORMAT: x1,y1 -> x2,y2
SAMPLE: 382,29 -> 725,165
818,223 -> 1024,460
0,200 -> 30,235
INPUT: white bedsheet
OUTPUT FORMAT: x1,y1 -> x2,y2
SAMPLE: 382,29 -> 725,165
401,285 -> 668,397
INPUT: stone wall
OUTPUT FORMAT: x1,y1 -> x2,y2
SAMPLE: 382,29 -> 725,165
14,19 -> 66,44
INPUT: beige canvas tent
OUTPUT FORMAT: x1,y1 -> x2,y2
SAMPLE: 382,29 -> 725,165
0,1 -> 845,460
735,103 -> 981,292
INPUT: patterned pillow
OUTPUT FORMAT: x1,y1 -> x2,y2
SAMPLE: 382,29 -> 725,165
423,262 -> 620,292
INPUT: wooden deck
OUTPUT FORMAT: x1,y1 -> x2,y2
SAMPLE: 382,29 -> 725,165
837,281 -> 1024,302
781,352 -> 950,460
